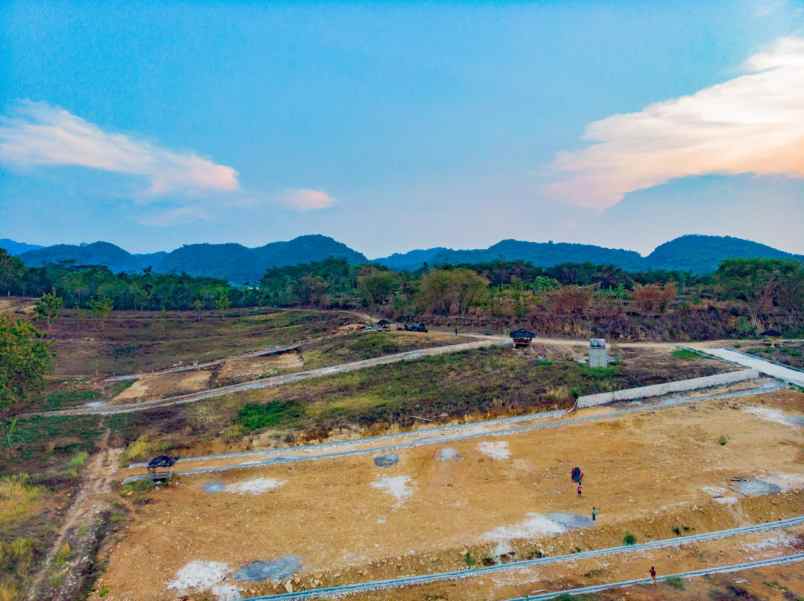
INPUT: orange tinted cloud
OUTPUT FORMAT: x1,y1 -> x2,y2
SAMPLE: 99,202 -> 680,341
546,37 -> 804,208
0,101 -> 238,196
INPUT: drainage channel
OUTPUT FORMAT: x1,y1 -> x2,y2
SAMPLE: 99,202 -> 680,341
240,515 -> 804,600
507,553 -> 804,600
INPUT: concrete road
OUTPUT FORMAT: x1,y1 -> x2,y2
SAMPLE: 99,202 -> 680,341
697,348 -> 804,387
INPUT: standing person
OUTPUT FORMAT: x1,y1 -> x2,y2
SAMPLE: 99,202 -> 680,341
454,326 -> 458,336
649,566 -> 657,583
591,506 -> 597,521
577,483 -> 582,497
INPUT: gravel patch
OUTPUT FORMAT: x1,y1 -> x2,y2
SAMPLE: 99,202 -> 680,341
478,441 -> 510,460
743,406 -> 804,428
168,560 -> 231,593
436,447 -> 461,462
371,475 -> 413,507
730,478 -> 782,496
234,557 -> 301,582
373,454 -> 399,468
203,478 -> 284,495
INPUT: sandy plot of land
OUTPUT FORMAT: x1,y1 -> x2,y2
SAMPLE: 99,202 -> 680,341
95,390 -> 803,600
113,370 -> 212,402
217,352 -> 304,383
354,525 -> 804,601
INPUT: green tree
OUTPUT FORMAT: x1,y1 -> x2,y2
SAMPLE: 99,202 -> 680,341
33,292 -> 63,331
0,316 -> 53,412
357,268 -> 400,306
214,290 -> 231,311
88,296 -> 114,329
0,250 -> 26,296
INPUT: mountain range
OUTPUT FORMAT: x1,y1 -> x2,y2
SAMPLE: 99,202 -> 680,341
1,234 -> 802,282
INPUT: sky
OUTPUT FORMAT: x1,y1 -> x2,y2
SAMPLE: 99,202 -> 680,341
1,0 -> 803,258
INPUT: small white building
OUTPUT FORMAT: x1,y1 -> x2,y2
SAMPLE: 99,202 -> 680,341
589,338 -> 609,368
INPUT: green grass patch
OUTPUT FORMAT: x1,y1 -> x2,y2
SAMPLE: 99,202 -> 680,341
107,379 -> 136,398
665,576 -> 685,590
580,365 -> 620,379
237,401 -> 304,431
672,348 -> 702,361
45,388 -> 100,410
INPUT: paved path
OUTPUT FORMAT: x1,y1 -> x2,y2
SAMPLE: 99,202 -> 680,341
697,348 -> 804,387
24,337 -> 513,417
120,378 -> 781,482
238,516 -> 804,600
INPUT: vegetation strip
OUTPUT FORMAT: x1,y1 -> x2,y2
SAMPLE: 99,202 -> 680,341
23,337 -> 512,418
505,553 -> 804,600
239,517 -> 804,600
120,379 -> 781,483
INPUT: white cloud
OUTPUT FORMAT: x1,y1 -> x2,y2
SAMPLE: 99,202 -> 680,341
278,188 -> 335,211
0,101 -> 238,196
545,36 -> 804,208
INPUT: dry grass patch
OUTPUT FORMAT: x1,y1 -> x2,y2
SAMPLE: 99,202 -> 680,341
0,475 -> 43,528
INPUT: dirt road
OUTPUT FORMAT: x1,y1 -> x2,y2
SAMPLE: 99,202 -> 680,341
24,336 -> 514,417
26,431 -> 121,601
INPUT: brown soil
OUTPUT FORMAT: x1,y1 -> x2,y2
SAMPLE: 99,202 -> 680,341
216,352 -> 304,384
91,390 -> 803,601
112,371 -> 213,403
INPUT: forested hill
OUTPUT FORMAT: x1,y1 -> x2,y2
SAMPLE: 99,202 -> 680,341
376,235 -> 804,274
377,239 -> 646,271
0,239 -> 43,255
7,233 -> 803,280
645,235 -> 804,274
16,235 -> 367,283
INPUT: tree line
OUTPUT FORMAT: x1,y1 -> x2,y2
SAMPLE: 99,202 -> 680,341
2,249 -> 802,327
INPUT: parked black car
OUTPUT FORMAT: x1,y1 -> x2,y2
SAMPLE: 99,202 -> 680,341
403,322 -> 428,333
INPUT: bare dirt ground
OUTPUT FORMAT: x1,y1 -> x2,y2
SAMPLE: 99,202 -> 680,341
0,296 -> 35,315
90,389 -> 804,601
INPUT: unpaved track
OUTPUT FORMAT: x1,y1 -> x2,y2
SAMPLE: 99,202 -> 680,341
119,378 -> 782,482
26,431 -> 121,601
25,337 -> 513,417
237,517 -> 804,600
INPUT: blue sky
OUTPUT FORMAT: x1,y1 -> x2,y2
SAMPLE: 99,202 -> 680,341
1,0 -> 803,257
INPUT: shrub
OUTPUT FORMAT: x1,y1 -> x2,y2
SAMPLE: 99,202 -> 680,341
236,401 -> 304,431
122,435 -> 169,463
718,435 -> 729,446
623,532 -> 637,545
666,576 -> 685,590
463,552 -> 476,567
67,451 -> 89,477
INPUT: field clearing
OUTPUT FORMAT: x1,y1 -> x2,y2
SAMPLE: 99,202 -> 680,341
99,343 -> 736,460
91,389 -> 803,601
47,308 -> 361,377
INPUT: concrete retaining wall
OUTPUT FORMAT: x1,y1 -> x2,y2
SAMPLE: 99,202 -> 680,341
577,369 -> 760,408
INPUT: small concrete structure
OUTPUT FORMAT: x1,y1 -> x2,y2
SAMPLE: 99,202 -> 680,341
588,338 -> 609,368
